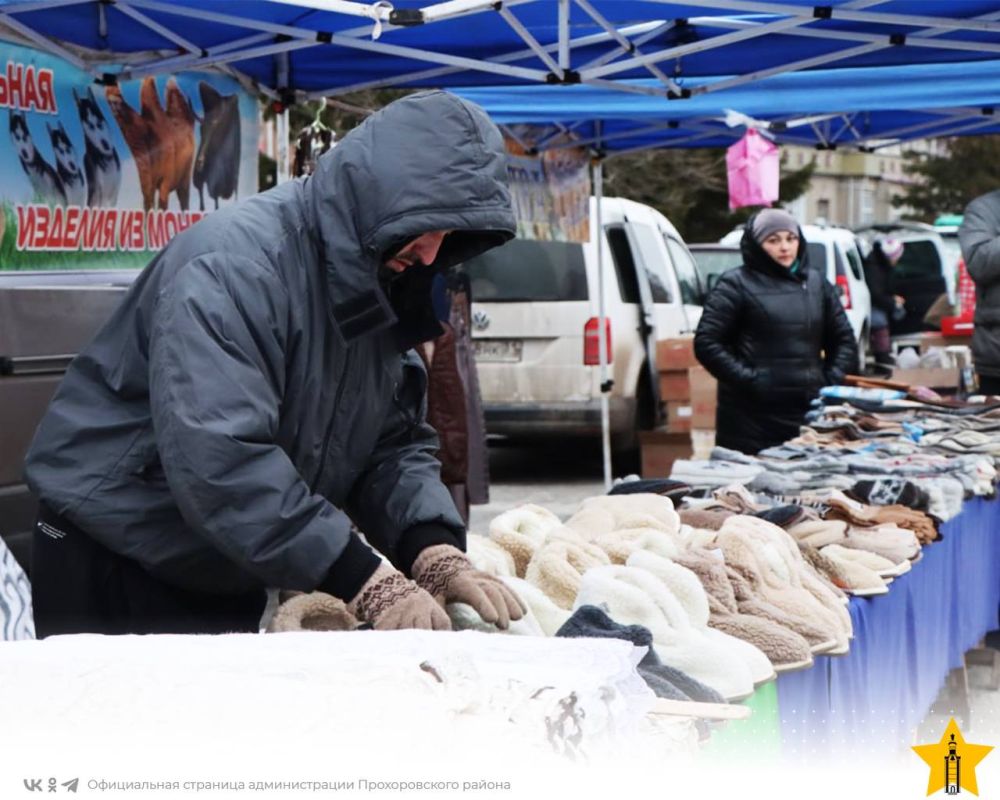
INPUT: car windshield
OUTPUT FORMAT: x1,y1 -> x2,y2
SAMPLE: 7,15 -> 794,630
690,248 -> 742,291
460,239 -> 589,302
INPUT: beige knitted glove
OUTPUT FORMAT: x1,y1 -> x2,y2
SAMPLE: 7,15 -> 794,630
346,563 -> 452,631
412,544 -> 527,630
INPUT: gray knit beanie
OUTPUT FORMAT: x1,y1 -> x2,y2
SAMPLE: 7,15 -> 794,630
751,208 -> 799,243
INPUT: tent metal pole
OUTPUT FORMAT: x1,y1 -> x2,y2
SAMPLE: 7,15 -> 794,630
0,0 -> 89,13
593,130 -> 612,491
277,110 -> 291,184
696,12 -> 1000,56
694,3 -> 1000,96
124,32 -> 274,76
124,37 -> 320,79
579,20 -> 672,71
306,20 -> 664,98
583,14 -> 822,80
422,0 -> 534,23
497,5 -> 564,77
696,42 -> 885,96
0,13 -> 91,71
262,0 -> 394,19
572,0 -> 683,94
558,0 -> 570,70
113,3 -> 202,55
673,0 -> 1000,33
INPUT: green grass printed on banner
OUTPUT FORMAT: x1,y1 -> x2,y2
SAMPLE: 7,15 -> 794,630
0,202 -> 151,271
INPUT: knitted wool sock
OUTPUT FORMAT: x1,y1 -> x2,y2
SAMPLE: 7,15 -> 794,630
849,478 -> 927,510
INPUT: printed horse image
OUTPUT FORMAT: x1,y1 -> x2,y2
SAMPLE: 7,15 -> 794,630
73,86 -> 120,207
105,77 -> 195,211
193,82 -> 241,211
10,111 -> 66,206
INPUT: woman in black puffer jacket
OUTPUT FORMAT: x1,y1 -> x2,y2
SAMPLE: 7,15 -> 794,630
694,209 -> 858,454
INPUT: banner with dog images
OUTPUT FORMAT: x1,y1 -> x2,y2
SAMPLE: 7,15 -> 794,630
0,40 -> 259,270
502,126 -> 591,243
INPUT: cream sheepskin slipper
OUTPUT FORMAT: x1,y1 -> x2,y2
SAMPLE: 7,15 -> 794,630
574,565 -> 757,701
592,526 -> 681,564
821,543 -> 907,578
466,534 -> 517,577
625,551 -> 777,686
569,493 -> 681,537
524,539 -> 610,609
722,563 -> 838,654
732,516 -> 853,644
787,519 -> 848,549
814,545 -> 890,596
266,592 -> 358,632
499,576 -> 570,636
489,503 -> 563,577
717,517 -> 848,650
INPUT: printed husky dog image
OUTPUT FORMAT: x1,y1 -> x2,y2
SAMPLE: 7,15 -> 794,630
48,121 -> 87,207
73,86 -> 121,207
105,77 -> 195,211
193,82 -> 241,211
10,111 -> 66,206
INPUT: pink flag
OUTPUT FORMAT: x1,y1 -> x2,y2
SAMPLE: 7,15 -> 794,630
726,128 -> 779,210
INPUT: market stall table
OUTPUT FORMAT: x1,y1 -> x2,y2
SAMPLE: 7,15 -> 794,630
776,497 -> 1000,757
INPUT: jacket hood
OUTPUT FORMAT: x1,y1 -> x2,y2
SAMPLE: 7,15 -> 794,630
740,211 -> 809,282
306,90 -> 515,345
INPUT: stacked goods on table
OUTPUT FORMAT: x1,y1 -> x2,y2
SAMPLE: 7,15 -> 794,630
669,383 -> 998,598
889,342 -> 972,392
643,336 -> 718,477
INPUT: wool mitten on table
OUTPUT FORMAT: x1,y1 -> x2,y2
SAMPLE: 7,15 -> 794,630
346,563 -> 451,631
412,544 -> 526,630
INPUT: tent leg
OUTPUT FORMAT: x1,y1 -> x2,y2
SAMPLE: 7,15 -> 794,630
276,108 -> 291,184
594,156 -> 612,491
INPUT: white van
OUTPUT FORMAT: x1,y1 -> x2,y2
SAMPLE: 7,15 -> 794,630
461,197 -> 703,453
719,223 -> 872,370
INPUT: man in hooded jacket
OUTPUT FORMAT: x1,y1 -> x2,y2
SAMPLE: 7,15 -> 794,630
25,91 -> 525,637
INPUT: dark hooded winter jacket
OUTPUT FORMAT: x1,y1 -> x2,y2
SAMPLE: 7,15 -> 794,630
960,189 -> 1000,377
23,91 -> 515,596
694,221 -> 857,454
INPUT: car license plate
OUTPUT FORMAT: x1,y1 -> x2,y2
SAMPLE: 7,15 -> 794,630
473,338 -> 523,362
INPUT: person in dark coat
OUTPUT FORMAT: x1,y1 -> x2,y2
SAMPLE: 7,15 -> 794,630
24,91 -> 525,637
960,189 -> 1000,394
694,208 -> 858,455
862,236 -> 905,365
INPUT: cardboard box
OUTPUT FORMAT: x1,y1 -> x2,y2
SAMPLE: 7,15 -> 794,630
655,335 -> 699,372
891,367 -> 960,390
688,366 -> 718,429
658,370 -> 691,401
917,332 -> 972,352
666,403 -> 692,433
639,430 -> 692,478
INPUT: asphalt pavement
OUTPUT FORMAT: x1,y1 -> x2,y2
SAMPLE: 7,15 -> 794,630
467,438 -> 607,535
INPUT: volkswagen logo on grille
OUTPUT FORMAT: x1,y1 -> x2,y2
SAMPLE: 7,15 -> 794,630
472,310 -> 490,331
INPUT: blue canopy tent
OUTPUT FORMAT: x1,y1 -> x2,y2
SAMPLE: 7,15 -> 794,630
455,59 -> 1000,152
1,0 -> 1000,102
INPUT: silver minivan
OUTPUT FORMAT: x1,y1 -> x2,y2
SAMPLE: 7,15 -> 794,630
461,196 -> 703,453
